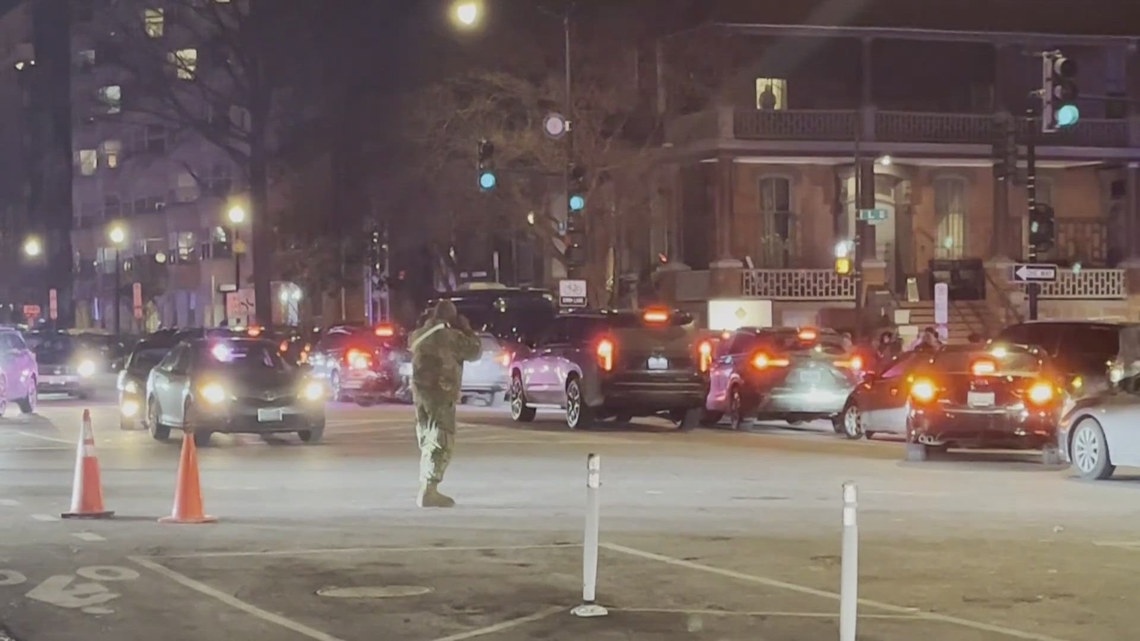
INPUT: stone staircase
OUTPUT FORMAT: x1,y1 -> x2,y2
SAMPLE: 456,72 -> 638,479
895,299 -> 1002,345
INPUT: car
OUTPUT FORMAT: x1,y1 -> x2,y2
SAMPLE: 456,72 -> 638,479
31,333 -> 101,399
994,320 -> 1140,399
309,323 -> 408,405
507,307 -> 711,429
705,327 -> 863,430
846,343 -> 1066,462
1057,373 -> 1140,480
144,337 -> 327,446
0,326 -> 37,417
117,332 -> 190,429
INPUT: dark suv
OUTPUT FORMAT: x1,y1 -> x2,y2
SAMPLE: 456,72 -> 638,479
994,321 -> 1140,399
507,308 -> 712,429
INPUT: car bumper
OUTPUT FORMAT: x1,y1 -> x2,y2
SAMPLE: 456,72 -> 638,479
599,378 -> 708,412
37,375 -> 94,394
342,372 -> 401,395
909,406 -> 1059,449
193,406 -> 325,434
754,387 -> 850,417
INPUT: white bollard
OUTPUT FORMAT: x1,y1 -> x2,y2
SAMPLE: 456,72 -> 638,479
839,482 -> 858,641
571,453 -> 608,617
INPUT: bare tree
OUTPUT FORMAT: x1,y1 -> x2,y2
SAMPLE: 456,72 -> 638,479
94,0 -> 320,324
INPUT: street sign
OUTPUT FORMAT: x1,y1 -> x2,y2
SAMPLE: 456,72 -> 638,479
1012,263 -> 1057,282
933,282 -> 948,325
558,279 -> 587,308
132,283 -> 143,320
48,289 -> 58,320
857,208 -> 888,223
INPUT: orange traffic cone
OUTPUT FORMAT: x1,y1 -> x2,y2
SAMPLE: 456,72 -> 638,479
160,432 -> 217,524
61,410 -> 114,519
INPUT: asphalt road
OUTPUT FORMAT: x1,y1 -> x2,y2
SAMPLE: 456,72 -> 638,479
0,385 -> 1137,641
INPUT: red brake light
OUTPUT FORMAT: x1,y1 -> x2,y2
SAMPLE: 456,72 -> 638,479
642,308 -> 669,323
1027,381 -> 1054,405
698,340 -> 712,372
971,359 -> 997,376
798,328 -> 818,342
597,339 -> 615,371
346,348 -> 371,370
278,340 -> 289,353
375,324 -> 395,337
751,352 -> 790,369
834,355 -> 864,371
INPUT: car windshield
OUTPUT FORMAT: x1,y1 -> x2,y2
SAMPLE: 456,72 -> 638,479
129,346 -> 174,371
34,336 -> 76,359
449,295 -> 556,345
200,342 -> 289,371
934,349 -> 1043,376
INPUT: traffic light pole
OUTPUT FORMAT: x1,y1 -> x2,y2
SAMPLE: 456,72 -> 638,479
562,4 -> 579,281
852,120 -> 866,340
1025,106 -> 1040,321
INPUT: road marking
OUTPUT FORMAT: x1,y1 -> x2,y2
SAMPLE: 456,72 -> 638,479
613,607 -> 918,619
1093,541 -> 1140,549
71,532 -> 106,542
428,605 -> 562,641
130,556 -> 350,641
0,570 -> 27,586
152,542 -> 578,560
862,490 -> 947,497
31,514 -> 58,522
603,543 -> 1072,641
0,499 -> 20,507
15,432 -> 73,445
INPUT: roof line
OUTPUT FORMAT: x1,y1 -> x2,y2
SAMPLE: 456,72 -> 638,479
714,22 -> 1140,47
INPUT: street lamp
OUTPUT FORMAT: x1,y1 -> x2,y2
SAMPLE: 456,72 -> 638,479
22,236 -> 42,258
226,206 -> 247,325
452,0 -> 481,27
107,223 -> 127,339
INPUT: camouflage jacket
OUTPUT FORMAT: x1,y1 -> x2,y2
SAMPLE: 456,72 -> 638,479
409,320 -> 482,403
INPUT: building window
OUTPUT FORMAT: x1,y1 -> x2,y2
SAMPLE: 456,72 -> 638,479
759,176 -> 795,267
76,149 -> 97,175
97,85 -> 121,114
144,8 -> 164,38
132,124 -> 167,153
100,140 -> 122,169
133,196 -> 165,214
168,48 -> 197,80
755,78 -> 788,111
933,177 -> 967,259
75,49 -> 95,71
171,232 -> 198,262
173,171 -> 197,202
204,163 -> 232,196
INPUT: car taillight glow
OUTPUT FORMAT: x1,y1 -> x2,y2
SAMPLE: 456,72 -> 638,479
751,352 -> 790,369
498,352 -> 511,367
798,328 -> 818,341
698,340 -> 712,372
596,339 -> 615,371
346,349 -> 371,370
642,308 -> 669,323
910,379 -> 937,402
279,340 -> 289,353
1027,381 -> 1054,404
375,324 -> 395,337
971,359 -> 997,376
834,355 -> 863,371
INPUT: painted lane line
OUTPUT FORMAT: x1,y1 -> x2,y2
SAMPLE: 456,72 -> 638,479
15,431 -> 74,445
0,499 -> 20,507
153,542 -> 579,560
613,607 -> 919,619
71,532 -> 106,542
602,543 -> 1072,641
1093,541 -> 1140,549
130,556 -> 349,641
428,606 -> 562,641
31,514 -> 59,522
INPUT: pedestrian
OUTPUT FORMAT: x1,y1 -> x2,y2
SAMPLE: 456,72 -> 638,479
910,326 -> 942,352
408,300 -> 482,508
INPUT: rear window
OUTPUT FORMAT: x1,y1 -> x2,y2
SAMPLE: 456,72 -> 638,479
199,342 -> 289,371
933,349 -> 1043,375
605,311 -> 695,328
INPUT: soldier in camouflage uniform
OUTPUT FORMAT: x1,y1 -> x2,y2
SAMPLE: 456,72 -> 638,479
408,300 -> 482,507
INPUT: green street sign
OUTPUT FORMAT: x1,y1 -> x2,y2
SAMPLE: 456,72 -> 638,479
858,208 -> 888,223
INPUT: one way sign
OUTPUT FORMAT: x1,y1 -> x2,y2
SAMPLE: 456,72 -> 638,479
1012,263 -> 1058,282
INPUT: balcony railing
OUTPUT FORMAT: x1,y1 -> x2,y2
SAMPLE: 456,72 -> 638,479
742,269 -> 856,300
1007,267 -> 1126,300
680,108 -> 1133,149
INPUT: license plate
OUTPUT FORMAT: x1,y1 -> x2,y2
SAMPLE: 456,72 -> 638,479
398,363 -> 413,376
257,408 -> 284,422
967,391 -> 995,407
647,356 -> 668,370
41,375 -> 69,385
799,370 -> 821,383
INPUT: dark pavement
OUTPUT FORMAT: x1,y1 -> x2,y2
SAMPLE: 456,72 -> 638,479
0,388 -> 1136,641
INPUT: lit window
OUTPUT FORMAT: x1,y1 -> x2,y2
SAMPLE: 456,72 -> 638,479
755,78 -> 788,111
76,49 -> 95,70
97,85 -> 121,114
100,140 -> 122,168
144,8 -> 164,38
168,48 -> 197,80
77,149 -> 97,175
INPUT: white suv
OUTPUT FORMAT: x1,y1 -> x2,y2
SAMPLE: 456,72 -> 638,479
0,327 -> 38,417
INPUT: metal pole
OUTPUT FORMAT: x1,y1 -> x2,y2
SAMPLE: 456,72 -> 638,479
114,249 -> 121,339
382,221 -> 391,323
1025,106 -> 1039,321
852,123 -> 865,340
571,453 -> 608,617
839,482 -> 859,641
231,226 -> 240,325
562,5 -> 577,281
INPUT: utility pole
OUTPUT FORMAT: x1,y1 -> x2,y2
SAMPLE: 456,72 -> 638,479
852,120 -> 867,340
1025,105 -> 1040,321
561,3 -> 578,280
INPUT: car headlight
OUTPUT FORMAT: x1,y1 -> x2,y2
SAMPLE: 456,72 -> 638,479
76,360 -> 96,377
200,382 -> 227,404
302,380 -> 324,401
124,380 -> 139,394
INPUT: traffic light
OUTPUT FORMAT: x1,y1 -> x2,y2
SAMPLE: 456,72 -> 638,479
1029,203 -> 1056,254
476,139 -> 496,191
568,164 -> 586,212
1041,51 -> 1079,133
835,256 -> 853,276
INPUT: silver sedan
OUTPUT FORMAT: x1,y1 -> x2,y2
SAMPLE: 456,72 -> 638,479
1058,375 -> 1140,480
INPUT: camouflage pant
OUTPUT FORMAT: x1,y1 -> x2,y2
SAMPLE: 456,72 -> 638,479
415,398 -> 457,484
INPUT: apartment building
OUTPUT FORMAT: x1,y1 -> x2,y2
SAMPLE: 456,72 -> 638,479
68,0 -> 250,330
650,23 -> 1140,333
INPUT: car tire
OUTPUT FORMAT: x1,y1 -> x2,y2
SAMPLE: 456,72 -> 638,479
184,402 -> 211,447
16,378 -> 36,414
700,410 -> 724,426
727,385 -> 751,431
1070,419 -> 1115,480
672,407 -> 702,432
299,419 -> 325,444
838,402 -> 864,440
147,398 -> 171,442
355,398 -> 375,407
564,377 -> 594,430
329,370 -> 344,402
508,374 -> 536,422
0,375 -> 8,418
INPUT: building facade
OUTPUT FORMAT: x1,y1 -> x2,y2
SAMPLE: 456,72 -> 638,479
67,0 -> 250,331
652,24 -> 1140,333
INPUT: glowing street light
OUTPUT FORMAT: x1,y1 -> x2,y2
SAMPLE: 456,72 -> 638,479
108,223 -> 127,246
453,0 -> 481,27
22,236 -> 42,258
227,205 -> 246,225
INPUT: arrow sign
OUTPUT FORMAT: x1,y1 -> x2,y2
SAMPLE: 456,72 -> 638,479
1012,263 -> 1058,282
26,575 -> 119,610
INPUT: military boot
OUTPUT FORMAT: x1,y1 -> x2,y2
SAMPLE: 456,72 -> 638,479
417,483 -> 455,508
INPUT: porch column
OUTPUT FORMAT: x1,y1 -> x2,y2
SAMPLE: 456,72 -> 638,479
713,153 -> 738,264
1129,163 -> 1139,259
860,38 -> 875,140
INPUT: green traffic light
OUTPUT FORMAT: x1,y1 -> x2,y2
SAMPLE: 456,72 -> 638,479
569,194 -> 585,211
479,171 -> 496,190
1056,104 -> 1079,128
